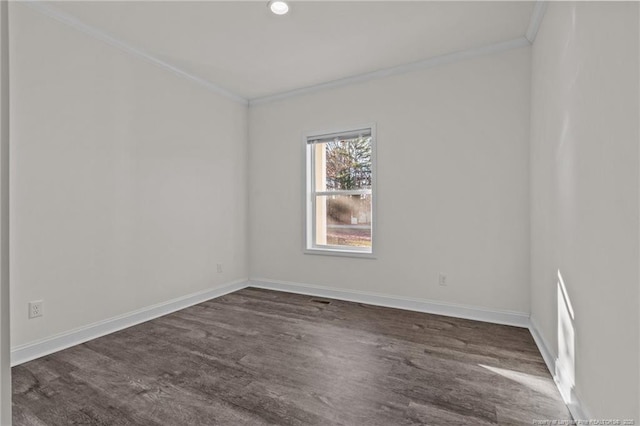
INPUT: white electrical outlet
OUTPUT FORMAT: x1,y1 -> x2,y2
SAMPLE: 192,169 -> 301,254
438,273 -> 448,286
28,300 -> 43,319
217,263 -> 223,273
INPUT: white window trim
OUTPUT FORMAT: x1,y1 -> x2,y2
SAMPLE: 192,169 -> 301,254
302,123 -> 377,259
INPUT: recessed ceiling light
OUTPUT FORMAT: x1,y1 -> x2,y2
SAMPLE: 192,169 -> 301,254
268,0 -> 289,15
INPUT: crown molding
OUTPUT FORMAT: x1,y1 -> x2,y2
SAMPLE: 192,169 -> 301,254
249,37 -> 530,106
525,1 -> 548,43
24,1 -> 541,109
24,0 -> 249,106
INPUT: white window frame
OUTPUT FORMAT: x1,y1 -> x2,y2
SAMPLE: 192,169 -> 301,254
303,124 -> 377,258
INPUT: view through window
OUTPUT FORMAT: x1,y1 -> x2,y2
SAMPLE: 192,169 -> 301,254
306,127 -> 374,254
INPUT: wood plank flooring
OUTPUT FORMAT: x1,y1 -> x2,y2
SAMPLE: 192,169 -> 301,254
12,287 -> 571,425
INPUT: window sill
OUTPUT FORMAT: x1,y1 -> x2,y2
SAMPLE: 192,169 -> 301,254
304,248 -> 376,259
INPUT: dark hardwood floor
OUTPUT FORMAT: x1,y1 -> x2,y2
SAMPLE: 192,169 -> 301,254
12,287 -> 571,425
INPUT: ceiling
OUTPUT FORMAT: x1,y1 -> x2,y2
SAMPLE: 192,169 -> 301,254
43,1 -> 536,101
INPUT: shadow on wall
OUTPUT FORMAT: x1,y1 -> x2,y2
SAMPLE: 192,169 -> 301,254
556,270 -> 576,404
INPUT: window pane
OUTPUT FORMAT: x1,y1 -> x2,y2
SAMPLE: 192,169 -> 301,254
315,194 -> 372,248
314,136 -> 372,192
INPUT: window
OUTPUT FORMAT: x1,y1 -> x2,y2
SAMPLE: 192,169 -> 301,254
305,125 -> 375,256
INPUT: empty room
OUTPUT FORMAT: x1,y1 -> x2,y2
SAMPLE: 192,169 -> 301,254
0,0 -> 638,424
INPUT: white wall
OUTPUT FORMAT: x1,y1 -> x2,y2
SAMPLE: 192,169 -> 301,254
9,4 -> 248,348
249,47 -> 531,314
530,1 -> 639,419
0,0 -> 11,423
7,1 -> 640,421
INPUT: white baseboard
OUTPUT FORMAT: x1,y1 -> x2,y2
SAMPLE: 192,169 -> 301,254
249,278 -> 530,328
11,279 -> 249,366
528,316 -> 556,375
528,317 -> 590,421
11,276 -> 584,423
255,279 -> 587,420
12,278 -> 530,366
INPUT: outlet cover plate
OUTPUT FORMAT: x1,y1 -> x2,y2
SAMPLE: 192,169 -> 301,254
28,300 -> 43,319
